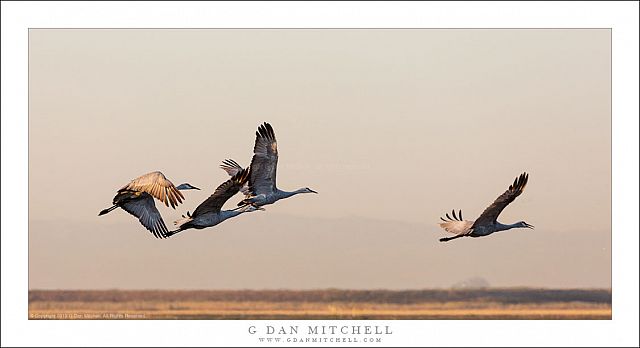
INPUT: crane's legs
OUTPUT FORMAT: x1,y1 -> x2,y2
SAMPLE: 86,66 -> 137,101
98,205 -> 118,216
165,228 -> 183,238
230,203 -> 264,212
439,234 -> 466,242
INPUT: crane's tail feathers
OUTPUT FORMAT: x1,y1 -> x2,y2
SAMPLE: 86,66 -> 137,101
98,205 -> 118,216
174,215 -> 193,227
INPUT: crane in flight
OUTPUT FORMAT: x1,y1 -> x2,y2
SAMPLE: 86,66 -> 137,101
219,122 -> 317,209
166,168 -> 261,237
438,172 -> 533,242
98,171 -> 199,239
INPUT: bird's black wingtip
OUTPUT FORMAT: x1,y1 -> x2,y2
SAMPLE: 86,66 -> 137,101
257,122 -> 275,140
221,159 -> 242,170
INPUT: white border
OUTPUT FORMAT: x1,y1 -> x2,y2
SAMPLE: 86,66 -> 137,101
2,1 -> 638,347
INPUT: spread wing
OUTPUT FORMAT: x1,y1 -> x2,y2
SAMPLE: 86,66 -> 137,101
120,193 -> 169,239
247,122 -> 278,196
191,168 -> 250,217
220,159 -> 251,196
121,171 -> 184,209
472,172 -> 529,228
438,209 -> 473,235
220,159 -> 244,176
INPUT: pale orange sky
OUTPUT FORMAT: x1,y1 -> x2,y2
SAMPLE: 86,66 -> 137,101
28,29 -> 610,289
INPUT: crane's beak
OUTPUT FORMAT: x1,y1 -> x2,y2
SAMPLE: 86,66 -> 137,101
177,183 -> 200,190
524,223 -> 534,229
309,189 -> 318,194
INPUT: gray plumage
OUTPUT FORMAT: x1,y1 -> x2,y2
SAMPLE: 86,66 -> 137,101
166,168 -> 260,237
98,171 -> 200,239
438,172 -> 533,242
221,122 -> 317,209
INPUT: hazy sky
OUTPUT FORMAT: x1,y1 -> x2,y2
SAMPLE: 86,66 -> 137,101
29,29 -> 610,290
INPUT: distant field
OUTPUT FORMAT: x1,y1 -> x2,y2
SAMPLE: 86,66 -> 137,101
28,289 -> 611,320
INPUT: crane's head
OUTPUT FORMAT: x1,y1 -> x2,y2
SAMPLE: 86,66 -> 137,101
303,187 -> 318,194
518,221 -> 534,229
176,183 -> 200,190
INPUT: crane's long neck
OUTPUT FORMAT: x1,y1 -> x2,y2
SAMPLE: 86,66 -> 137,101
220,209 -> 244,221
277,188 -> 306,200
495,222 -> 522,232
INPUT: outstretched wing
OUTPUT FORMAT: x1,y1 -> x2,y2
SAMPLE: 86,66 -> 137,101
220,159 -> 244,176
121,171 -> 184,209
438,209 -> 473,235
472,172 -> 529,228
120,193 -> 169,239
247,122 -> 278,196
191,168 -> 250,216
220,159 -> 251,197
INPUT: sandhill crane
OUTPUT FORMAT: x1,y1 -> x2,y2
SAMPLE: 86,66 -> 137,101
165,168 -> 262,237
221,122 -> 317,209
98,171 -> 200,239
438,172 -> 533,242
